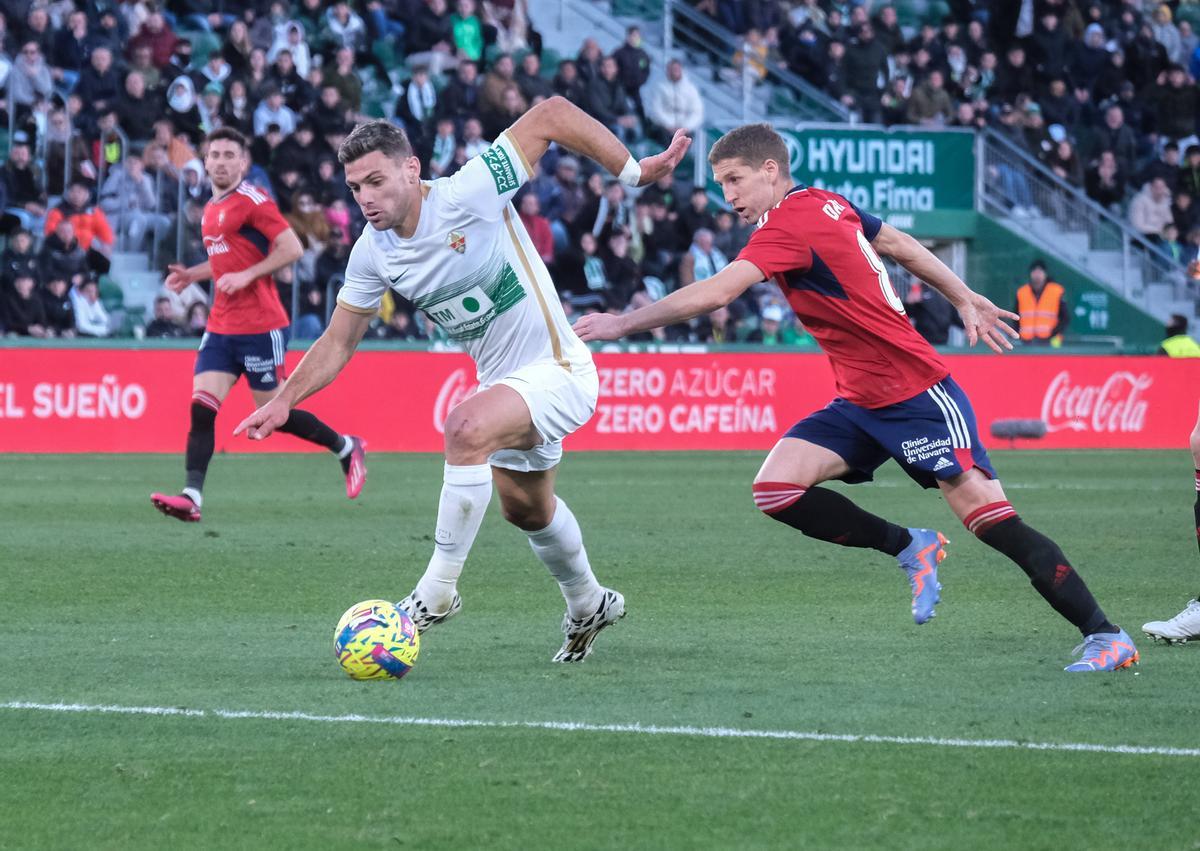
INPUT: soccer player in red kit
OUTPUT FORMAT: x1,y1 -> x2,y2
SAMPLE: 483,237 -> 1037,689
576,123 -> 1138,672
151,128 -> 365,522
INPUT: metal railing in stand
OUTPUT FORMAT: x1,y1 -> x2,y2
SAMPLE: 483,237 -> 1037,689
324,273 -> 345,326
977,127 -> 1186,306
554,0 -> 850,126
175,175 -> 187,265
5,67 -> 13,155
62,112 -> 72,199
660,0 -> 851,124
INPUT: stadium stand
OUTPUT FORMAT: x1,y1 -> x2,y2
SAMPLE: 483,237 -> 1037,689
0,0 -> 1195,348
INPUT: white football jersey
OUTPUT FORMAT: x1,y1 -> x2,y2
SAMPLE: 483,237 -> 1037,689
337,131 -> 592,386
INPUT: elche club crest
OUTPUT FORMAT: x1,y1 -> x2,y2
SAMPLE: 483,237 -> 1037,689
448,231 -> 466,253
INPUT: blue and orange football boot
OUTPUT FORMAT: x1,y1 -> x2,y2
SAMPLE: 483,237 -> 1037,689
1064,628 -> 1140,672
896,528 -> 948,625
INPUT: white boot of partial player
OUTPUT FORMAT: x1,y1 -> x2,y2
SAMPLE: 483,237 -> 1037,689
1142,599 -> 1200,644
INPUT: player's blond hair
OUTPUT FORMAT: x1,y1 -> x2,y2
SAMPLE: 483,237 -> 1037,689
708,123 -> 789,170
338,120 -> 413,165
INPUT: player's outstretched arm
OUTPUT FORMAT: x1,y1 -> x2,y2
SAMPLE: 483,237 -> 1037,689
165,261 -> 212,293
872,223 -> 1020,353
575,260 -> 763,342
506,96 -> 690,188
234,306 -> 373,440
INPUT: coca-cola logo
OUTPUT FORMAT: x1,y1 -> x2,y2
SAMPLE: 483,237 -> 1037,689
433,368 -> 478,433
1040,370 -> 1152,434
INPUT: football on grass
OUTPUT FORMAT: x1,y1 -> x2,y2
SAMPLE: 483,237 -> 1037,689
334,599 -> 420,680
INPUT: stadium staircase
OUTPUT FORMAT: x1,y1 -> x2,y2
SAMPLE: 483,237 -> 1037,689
534,0 -> 1190,329
100,250 -> 160,335
534,0 -> 849,182
978,128 -> 1195,324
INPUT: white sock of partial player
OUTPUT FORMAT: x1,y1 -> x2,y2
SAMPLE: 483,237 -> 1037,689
413,463 -> 493,614
527,497 -> 604,620
336,435 -> 353,458
182,487 -> 202,507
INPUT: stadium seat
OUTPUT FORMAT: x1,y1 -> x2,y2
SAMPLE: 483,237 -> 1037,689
98,275 -> 124,312
372,38 -> 403,73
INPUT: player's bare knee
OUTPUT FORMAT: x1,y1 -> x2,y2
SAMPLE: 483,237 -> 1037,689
1190,425 -> 1200,460
443,410 -> 493,459
501,499 -> 553,531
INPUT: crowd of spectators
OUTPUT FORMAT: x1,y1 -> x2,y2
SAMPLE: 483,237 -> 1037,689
18,0 -> 1143,346
0,1 -> 813,345
731,0 -> 1200,270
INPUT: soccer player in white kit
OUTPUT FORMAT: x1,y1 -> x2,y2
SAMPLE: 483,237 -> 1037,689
235,98 -> 690,661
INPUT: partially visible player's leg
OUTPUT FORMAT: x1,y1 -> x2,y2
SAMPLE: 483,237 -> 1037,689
942,469 -> 1137,670
492,464 -> 605,615
150,339 -> 239,522
1193,407 -> 1200,558
753,421 -> 946,624
921,376 -> 1135,670
493,463 -> 623,662
246,328 -> 365,498
1142,401 -> 1200,643
754,436 -> 913,554
400,385 -> 538,627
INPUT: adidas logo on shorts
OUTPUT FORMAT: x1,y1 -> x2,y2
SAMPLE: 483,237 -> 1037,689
932,456 -> 954,472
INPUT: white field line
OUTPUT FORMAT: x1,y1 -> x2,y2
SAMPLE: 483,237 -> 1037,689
2,700 -> 1198,760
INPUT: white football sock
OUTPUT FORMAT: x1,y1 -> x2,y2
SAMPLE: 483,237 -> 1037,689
336,435 -> 353,458
527,497 -> 604,619
413,463 -> 493,614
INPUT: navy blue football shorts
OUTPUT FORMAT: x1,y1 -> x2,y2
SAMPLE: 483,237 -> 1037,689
194,327 -> 288,392
784,375 -> 997,489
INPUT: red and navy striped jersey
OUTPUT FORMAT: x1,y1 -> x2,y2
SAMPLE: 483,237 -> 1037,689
737,185 -> 949,408
201,181 -> 291,335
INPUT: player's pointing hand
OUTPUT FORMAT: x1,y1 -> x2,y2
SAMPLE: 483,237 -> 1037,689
958,292 -> 1020,354
234,396 -> 291,440
574,312 -> 627,342
637,129 -> 692,186
164,264 -> 191,294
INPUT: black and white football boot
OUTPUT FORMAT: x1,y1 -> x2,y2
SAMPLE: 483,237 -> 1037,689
552,588 -> 626,663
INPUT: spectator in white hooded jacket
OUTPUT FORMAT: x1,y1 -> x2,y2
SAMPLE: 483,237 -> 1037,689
646,59 -> 704,142
71,279 -> 111,337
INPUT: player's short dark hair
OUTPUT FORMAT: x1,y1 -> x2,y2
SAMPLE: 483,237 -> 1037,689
338,120 -> 413,165
206,127 -> 249,151
709,123 -> 789,171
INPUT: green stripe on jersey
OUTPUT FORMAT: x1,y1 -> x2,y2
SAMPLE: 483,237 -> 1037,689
415,253 -> 526,341
480,144 -> 519,195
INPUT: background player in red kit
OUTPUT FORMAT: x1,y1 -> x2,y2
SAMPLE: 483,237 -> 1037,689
576,123 -> 1138,673
151,128 -> 365,523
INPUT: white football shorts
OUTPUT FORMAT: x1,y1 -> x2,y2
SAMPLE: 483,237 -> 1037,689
486,360 -> 599,472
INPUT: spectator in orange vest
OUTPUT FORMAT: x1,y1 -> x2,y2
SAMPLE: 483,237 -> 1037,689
44,181 -> 115,257
1013,259 -> 1068,346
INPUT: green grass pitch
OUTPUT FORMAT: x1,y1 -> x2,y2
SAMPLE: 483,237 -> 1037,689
1,450 -> 1197,849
